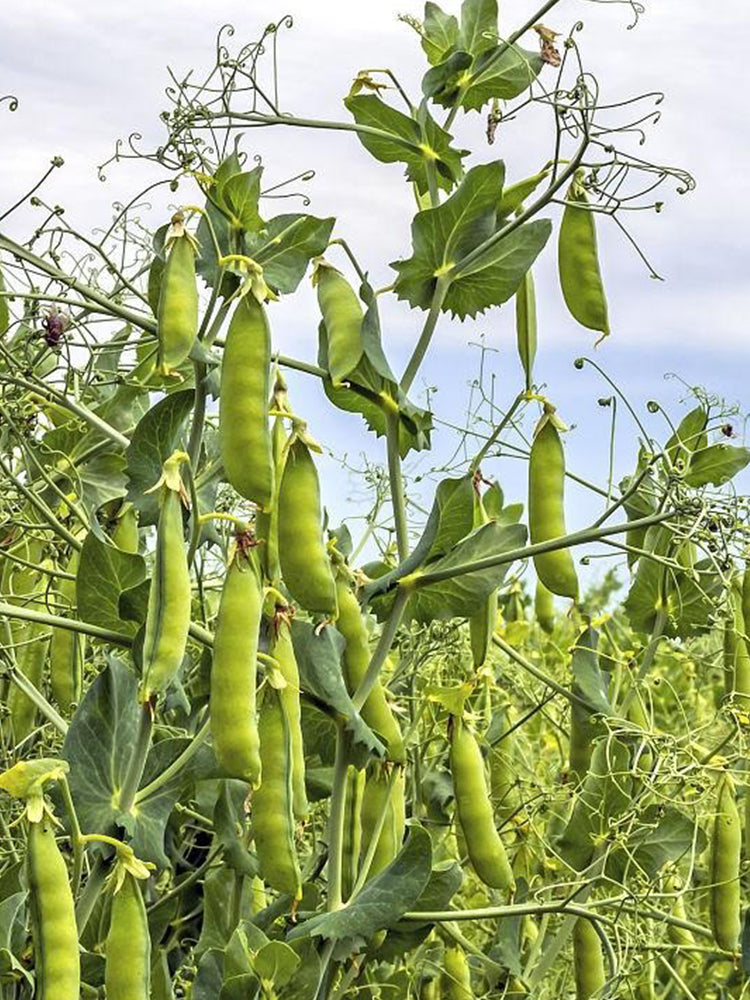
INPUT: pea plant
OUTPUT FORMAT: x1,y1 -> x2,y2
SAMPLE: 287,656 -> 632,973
0,2 -> 748,998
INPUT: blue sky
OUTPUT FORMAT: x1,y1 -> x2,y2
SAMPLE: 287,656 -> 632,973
1,0 -> 747,580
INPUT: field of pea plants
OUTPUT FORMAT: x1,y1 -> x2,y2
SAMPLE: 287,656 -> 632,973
0,1 -> 747,997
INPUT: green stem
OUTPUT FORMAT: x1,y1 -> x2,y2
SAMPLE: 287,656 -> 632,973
385,407 -> 409,563
326,724 -> 349,912
400,277 -> 449,395
491,634 -> 601,713
0,601 -> 132,646
469,391 -> 526,474
118,702 -> 154,814
135,718 -> 211,803
59,777 -> 84,894
352,586 -> 409,711
4,658 -> 67,734
75,856 -> 108,934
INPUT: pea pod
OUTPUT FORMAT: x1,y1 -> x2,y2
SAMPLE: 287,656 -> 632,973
139,452 -> 191,702
111,504 -> 139,554
442,944 -> 473,1000
268,610 -> 308,817
219,294 -> 274,509
450,715 -> 515,892
335,571 -> 404,761
419,977 -> 440,1000
156,214 -> 199,374
49,547 -> 84,713
572,917 -> 606,1000
278,436 -> 337,615
468,486 -> 497,669
489,705 -> 520,822
515,268 -> 537,393
666,876 -> 695,948
342,764 -> 365,901
528,409 -> 578,600
253,684 -> 302,897
313,259 -> 364,387
558,171 -> 610,340
27,816 -> 80,1000
360,764 -> 406,879
724,580 -> 750,703
0,262 -> 9,335
210,538 -> 262,786
105,871 -> 151,1000
534,581 -> 555,634
710,772 -> 741,952
9,624 -> 50,743
255,413 -> 286,582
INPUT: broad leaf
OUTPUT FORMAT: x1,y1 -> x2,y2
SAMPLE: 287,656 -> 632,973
248,213 -> 335,295
77,529 -> 146,635
607,806 -> 707,882
421,2 -> 459,65
683,444 -> 750,488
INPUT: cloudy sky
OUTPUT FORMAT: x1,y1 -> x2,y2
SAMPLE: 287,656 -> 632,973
1,0 -> 747,571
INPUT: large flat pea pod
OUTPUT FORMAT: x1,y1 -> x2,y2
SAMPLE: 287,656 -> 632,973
219,295 -> 274,510
710,773 -> 741,952
112,504 -> 139,554
360,765 -> 405,880
726,580 -> 750,703
9,624 -> 50,743
528,418 -> 578,600
156,230 -> 198,374
572,917 -> 606,999
335,575 -> 404,762
515,268 -> 537,393
267,616 -> 307,817
278,438 -> 337,615
140,485 -> 191,702
442,944 -> 473,1000
450,716 -> 515,893
50,548 -> 84,713
558,177 -> 610,339
314,261 -> 364,387
105,872 -> 151,1000
27,817 -> 80,1000
210,546 -> 262,786
253,685 -> 302,897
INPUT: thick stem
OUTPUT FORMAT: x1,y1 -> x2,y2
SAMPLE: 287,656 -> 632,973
5,663 -> 67,734
385,407 -> 409,563
0,601 -> 132,646
118,701 -> 154,814
75,856 -> 108,934
352,586 -> 409,711
400,278 -> 449,395
326,724 -> 349,912
135,718 -> 210,803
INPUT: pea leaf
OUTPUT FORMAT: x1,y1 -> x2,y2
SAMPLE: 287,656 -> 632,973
344,95 -> 467,195
421,2 -> 459,65
683,444 -> 750,487
606,806 -> 707,882
217,166 -> 264,232
253,942 -> 300,988
664,406 -> 708,469
391,162 -> 551,319
423,42 -> 542,112
125,389 -> 194,526
77,529 -> 146,635
459,0 -> 498,56
248,213 -> 335,295
571,627 -> 612,716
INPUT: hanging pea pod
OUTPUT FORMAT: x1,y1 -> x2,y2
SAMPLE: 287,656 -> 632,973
534,581 -> 555,633
442,944 -> 473,1000
0,261 -> 10,335
111,503 -> 139,554
710,772 -> 741,952
665,875 -> 695,949
255,371 -> 291,583
49,547 -> 84,714
105,868 -> 151,1000
156,213 -> 199,375
572,917 -> 606,1000
139,452 -> 191,703
219,293 -> 275,510
488,703 -> 520,823
210,535 -> 262,786
468,481 -> 498,669
515,269 -> 537,393
341,765 -> 365,901
7,549 -> 52,744
528,405 -> 579,600
277,432 -> 337,615
558,170 -> 610,341
267,608 -> 308,818
360,764 -> 406,879
313,258 -> 364,387
334,568 -> 405,762
253,684 -> 302,898
450,714 -> 515,893
723,579 -> 750,704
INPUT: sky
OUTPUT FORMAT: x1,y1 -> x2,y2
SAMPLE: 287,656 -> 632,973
1,0 -> 748,579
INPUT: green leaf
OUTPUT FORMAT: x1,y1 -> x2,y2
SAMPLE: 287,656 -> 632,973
571,627 -> 612,716
219,166 -> 264,232
459,0 -> 498,56
426,475 -> 476,560
253,942 -> 300,988
213,781 -> 259,878
345,95 -> 466,195
125,389 -> 193,526
623,525 -> 673,635
606,806 -> 708,882
78,453 -> 128,511
461,43 -> 542,111
664,406 -> 707,470
391,162 -> 551,319
290,825 -> 432,944
498,168 -> 550,218
393,859 -> 463,932
249,213 -> 335,295
683,444 -> 750,487
421,2 -> 459,65
77,529 -> 146,635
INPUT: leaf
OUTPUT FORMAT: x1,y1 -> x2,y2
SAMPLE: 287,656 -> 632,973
461,43 -> 543,111
391,162 -> 551,319
623,525 -> 673,636
249,213 -> 335,295
683,444 -> 750,488
290,825 -> 432,944
125,390 -> 194,526
498,168 -> 550,218
77,530 -> 146,635
219,166 -> 264,232
664,406 -> 708,470
571,627 -> 611,716
393,859 -> 463,931
345,95 -> 466,195
253,942 -> 300,988
459,0 -> 498,56
606,806 -> 708,882
421,2 -> 460,65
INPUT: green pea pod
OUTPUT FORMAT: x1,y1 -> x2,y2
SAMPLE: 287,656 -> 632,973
558,172 -> 610,341
360,764 -> 406,879
313,259 -> 364,387
139,453 -> 191,702
0,262 -> 9,335
725,580 -> 750,703
255,415 -> 286,582
442,944 -> 473,1000
268,612 -> 308,818
278,437 -> 337,615
105,872 -> 151,1000
27,816 -> 80,1000
528,410 -> 579,600
572,917 -> 606,1000
335,572 -> 404,761
515,268 -> 537,393
419,977 -> 440,1000
665,876 -> 695,949
468,488 -> 497,670
111,504 -> 139,554
253,684 -> 302,898
156,216 -> 199,374
49,548 -> 84,713
342,764 -> 365,901
219,294 -> 274,510
489,705 -> 520,822
534,581 -> 555,634
450,715 -> 515,893
710,773 -> 741,952
210,540 -> 262,786
9,624 -> 50,744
